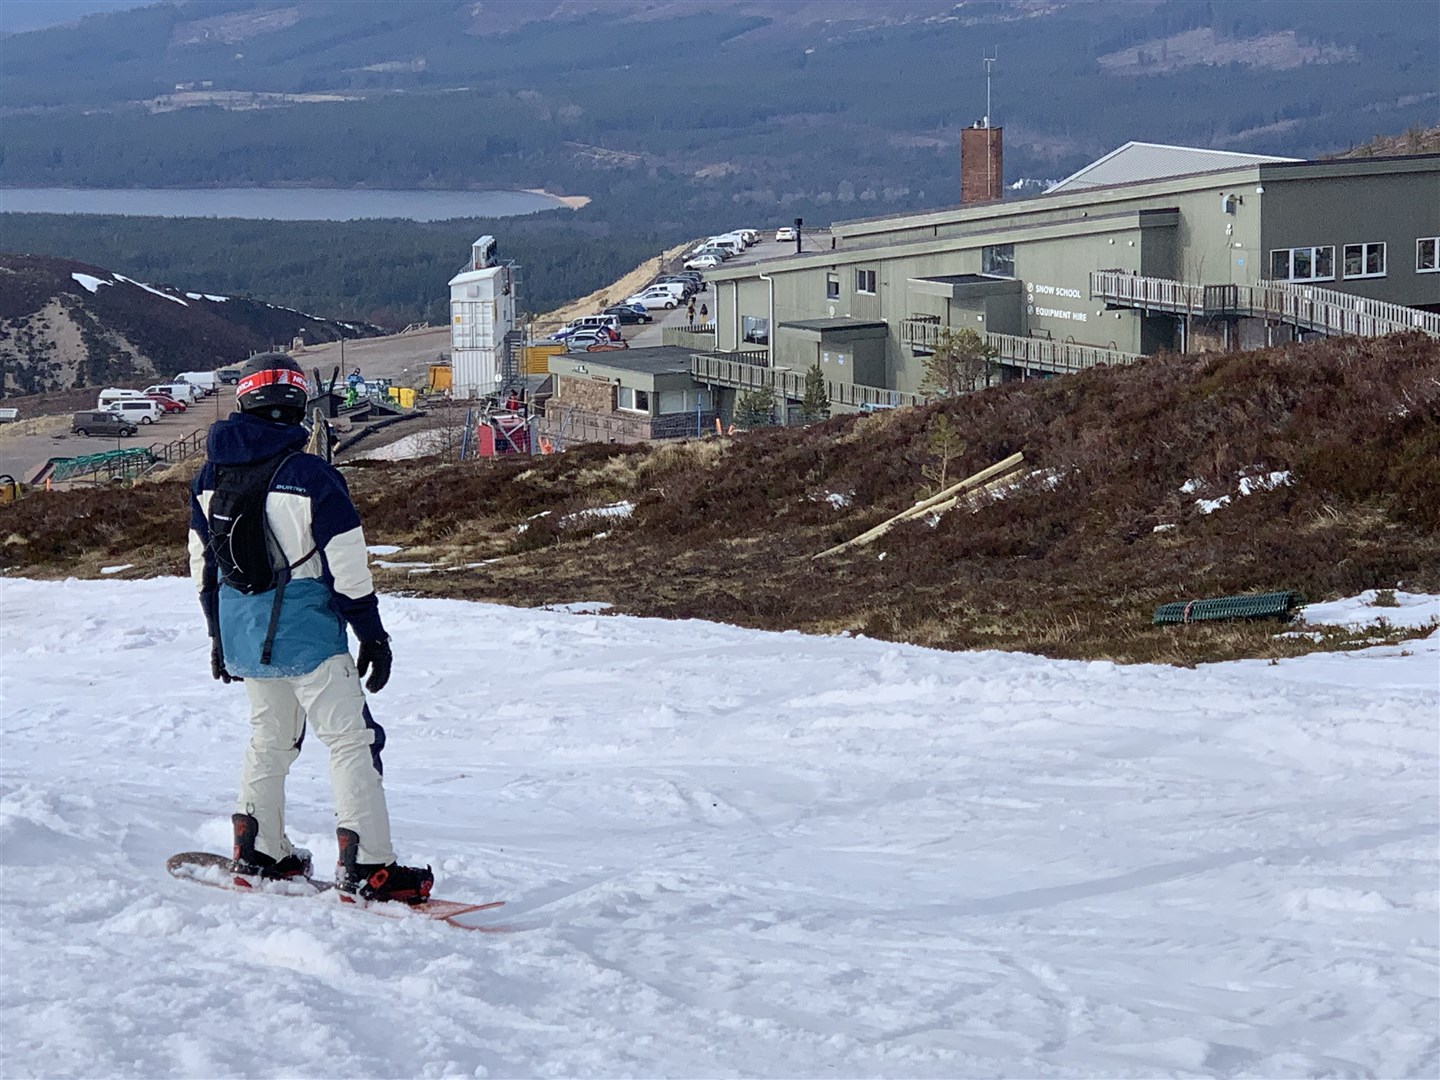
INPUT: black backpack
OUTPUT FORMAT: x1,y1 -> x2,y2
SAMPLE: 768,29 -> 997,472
206,451 -> 314,664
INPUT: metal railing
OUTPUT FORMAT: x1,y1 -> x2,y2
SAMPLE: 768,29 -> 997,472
901,318 -> 1140,375
661,325 -> 719,349
986,332 -> 1141,374
899,315 -> 943,349
1090,271 -> 1440,339
147,428 -> 207,467
689,353 -> 923,410
44,447 -> 156,484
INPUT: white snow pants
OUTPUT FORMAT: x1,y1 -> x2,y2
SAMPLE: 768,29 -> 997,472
237,652 -> 395,866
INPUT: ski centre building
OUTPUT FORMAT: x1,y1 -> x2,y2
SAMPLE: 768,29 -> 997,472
684,140 -> 1440,412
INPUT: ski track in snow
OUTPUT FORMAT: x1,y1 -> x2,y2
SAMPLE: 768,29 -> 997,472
1,578 -> 1436,1079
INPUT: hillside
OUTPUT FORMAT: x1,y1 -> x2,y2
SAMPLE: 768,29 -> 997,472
0,253 -> 380,396
1,0 -> 1434,217
1334,125 -> 1440,159
4,332 -> 1437,665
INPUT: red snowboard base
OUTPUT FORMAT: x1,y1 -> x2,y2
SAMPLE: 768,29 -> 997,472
166,851 -> 507,931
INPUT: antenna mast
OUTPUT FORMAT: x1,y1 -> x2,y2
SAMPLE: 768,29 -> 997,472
983,49 -> 998,128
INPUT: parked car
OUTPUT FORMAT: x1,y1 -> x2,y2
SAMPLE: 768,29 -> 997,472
175,371 -> 220,394
144,382 -> 199,404
775,226 -> 798,242
216,368 -> 243,385
684,253 -> 724,270
625,288 -> 680,311
105,399 -> 163,425
670,270 -> 708,291
72,411 -> 137,438
602,304 -> 654,324
654,276 -> 698,298
145,393 -> 187,413
97,388 -> 146,409
568,327 -> 628,351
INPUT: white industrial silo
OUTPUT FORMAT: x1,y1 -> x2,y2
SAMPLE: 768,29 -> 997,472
448,235 -> 515,397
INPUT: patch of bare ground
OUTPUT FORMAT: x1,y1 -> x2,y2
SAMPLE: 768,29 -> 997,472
4,334 -> 1439,665
1097,28 -> 1356,75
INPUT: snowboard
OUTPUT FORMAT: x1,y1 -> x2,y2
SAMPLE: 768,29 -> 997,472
166,851 -> 507,932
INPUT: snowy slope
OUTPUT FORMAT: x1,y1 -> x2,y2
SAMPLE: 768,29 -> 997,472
1,578 -> 1436,1079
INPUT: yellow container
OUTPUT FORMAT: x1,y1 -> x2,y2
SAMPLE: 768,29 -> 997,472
395,386 -> 416,409
427,364 -> 453,393
523,343 -> 565,375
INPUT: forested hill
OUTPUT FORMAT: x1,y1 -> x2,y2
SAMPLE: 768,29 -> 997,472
2,0 -> 1434,219
0,253 -> 381,396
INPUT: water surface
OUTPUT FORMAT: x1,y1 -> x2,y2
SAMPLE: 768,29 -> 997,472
0,187 -> 566,221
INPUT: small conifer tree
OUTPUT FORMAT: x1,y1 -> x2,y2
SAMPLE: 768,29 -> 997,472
800,362 -> 830,422
919,412 -> 966,498
920,327 -> 997,400
734,387 -> 775,429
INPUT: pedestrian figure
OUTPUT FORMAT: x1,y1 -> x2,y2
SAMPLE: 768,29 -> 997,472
700,302 -> 709,323
687,299 -> 696,323
189,352 -> 434,905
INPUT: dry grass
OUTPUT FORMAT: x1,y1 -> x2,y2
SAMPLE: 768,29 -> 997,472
4,333 -> 1439,665
533,241 -> 691,331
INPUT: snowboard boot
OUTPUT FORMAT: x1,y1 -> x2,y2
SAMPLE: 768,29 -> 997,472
230,813 -> 313,880
335,827 -> 434,906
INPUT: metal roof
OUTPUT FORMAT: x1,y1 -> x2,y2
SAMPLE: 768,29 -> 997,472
776,318 -> 888,333
1048,142 -> 1298,194
558,345 -> 696,376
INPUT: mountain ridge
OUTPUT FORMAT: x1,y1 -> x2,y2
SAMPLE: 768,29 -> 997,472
0,252 -> 380,395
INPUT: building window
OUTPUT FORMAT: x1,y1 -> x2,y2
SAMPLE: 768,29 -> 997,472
1418,237 -> 1439,273
618,386 -> 650,413
826,273 -> 840,300
741,315 -> 769,345
1343,242 -> 1386,279
1268,246 -> 1334,282
855,269 -> 877,294
982,243 -> 1015,277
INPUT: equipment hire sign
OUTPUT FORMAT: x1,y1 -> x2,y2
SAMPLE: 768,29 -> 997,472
1026,281 -> 1088,323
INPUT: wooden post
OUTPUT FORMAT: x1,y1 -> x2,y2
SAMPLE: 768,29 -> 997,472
813,451 -> 1024,559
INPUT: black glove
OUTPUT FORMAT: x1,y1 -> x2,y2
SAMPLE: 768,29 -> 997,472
357,636 -> 392,693
210,639 -> 240,683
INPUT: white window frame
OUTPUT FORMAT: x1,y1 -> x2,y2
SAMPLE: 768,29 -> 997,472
1342,242 -> 1387,280
855,268 -> 877,294
617,386 -> 651,414
1267,245 -> 1334,283
1417,237 -> 1439,274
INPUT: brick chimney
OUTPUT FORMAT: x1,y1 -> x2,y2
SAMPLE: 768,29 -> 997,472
960,123 -> 1003,204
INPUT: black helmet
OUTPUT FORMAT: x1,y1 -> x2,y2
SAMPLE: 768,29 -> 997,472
236,352 -> 309,424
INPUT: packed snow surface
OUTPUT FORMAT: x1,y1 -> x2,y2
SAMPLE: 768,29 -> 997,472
1,578 -> 1436,1079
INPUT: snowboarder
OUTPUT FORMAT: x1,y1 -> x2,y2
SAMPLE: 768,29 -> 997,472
188,352 -> 434,904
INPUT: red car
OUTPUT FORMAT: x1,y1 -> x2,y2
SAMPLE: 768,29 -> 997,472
146,393 -> 187,413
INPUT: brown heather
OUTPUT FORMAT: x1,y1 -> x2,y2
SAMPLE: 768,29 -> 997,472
4,333 -> 1438,665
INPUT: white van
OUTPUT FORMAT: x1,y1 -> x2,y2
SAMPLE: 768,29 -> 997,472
106,399 -> 163,425
568,314 -> 622,334
709,236 -> 744,256
176,371 -> 220,394
144,382 -> 199,404
97,388 -> 146,409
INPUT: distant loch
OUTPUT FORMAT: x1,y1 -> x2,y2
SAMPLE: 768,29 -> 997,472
0,187 -> 582,222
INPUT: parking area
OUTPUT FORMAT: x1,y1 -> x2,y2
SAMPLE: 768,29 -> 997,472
555,225 -> 834,353
0,396 -> 227,484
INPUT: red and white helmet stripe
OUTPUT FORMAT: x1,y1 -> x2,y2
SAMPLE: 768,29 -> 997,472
236,368 -> 309,398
